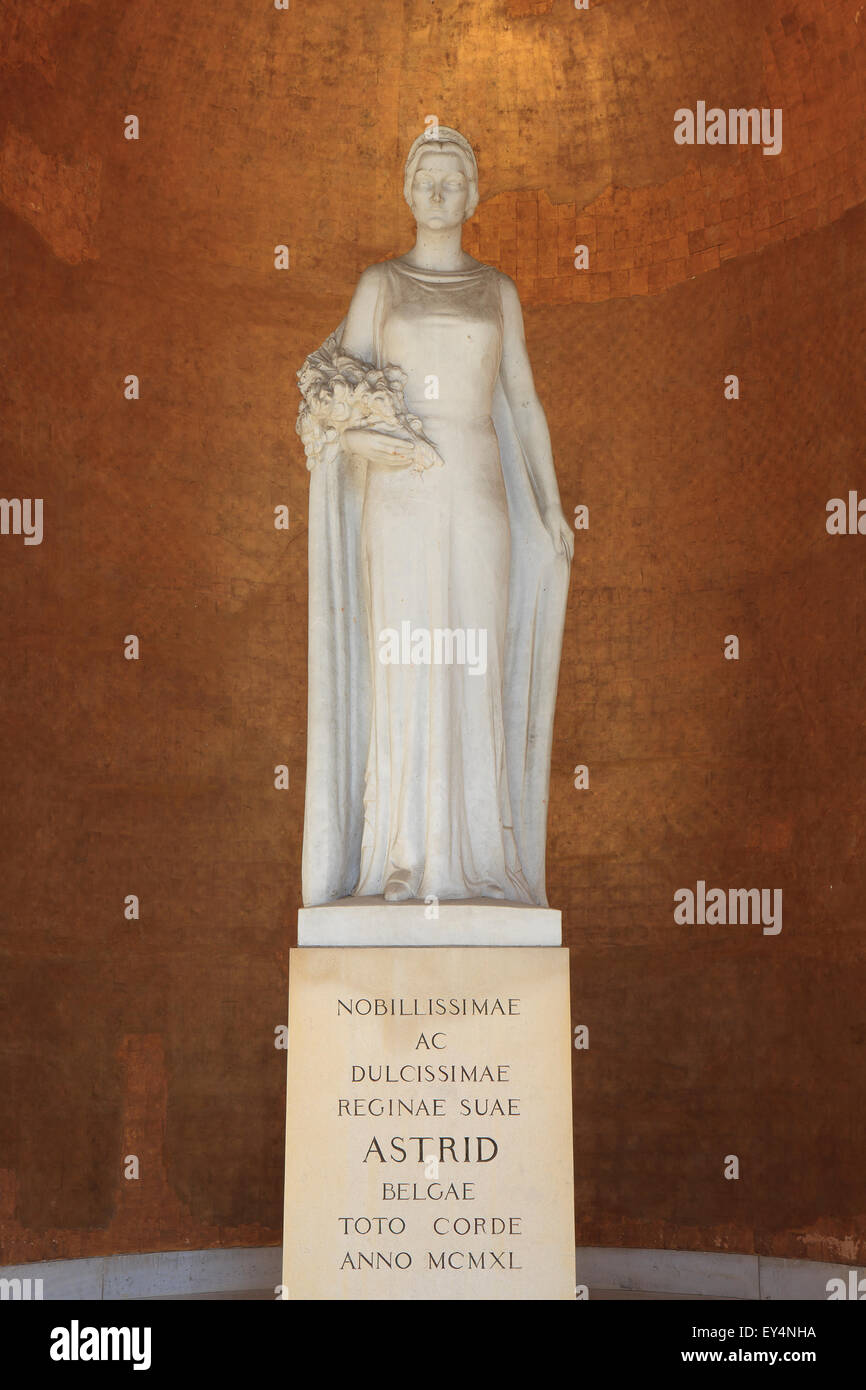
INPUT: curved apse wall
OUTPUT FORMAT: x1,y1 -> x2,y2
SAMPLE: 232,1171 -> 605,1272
0,0 -> 864,1267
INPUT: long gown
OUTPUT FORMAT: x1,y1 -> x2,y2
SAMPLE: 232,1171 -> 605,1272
353,259 -> 531,902
299,256 -> 569,910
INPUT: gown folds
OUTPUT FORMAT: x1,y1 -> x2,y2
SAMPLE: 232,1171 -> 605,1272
298,258 -> 569,908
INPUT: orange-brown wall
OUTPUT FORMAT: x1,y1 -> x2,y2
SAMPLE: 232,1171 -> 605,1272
1,0 -> 864,1266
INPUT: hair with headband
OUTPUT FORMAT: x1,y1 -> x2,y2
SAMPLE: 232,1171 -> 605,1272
403,126 -> 479,221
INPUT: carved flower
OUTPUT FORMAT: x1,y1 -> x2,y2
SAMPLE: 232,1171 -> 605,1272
296,336 -> 443,472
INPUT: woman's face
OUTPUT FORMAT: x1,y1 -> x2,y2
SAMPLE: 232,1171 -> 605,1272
410,150 -> 470,230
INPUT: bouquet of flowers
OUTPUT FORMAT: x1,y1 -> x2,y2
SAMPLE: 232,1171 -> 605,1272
296,331 -> 444,474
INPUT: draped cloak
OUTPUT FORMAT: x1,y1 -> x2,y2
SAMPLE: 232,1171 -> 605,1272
300,260 -> 570,908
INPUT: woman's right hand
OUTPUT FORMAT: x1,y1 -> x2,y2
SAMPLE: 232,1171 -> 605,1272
343,427 -> 417,467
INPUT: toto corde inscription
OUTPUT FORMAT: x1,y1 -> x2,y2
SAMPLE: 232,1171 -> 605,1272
282,947 -> 575,1300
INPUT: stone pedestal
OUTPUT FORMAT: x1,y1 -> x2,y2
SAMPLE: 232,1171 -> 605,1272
282,926 -> 575,1300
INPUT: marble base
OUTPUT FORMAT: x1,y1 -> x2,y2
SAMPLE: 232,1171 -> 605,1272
282,945 -> 575,1300
298,896 -> 561,946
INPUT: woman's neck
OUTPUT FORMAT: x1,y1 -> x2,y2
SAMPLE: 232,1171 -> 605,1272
403,227 -> 474,272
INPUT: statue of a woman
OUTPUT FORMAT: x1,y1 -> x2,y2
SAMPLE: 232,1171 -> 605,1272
298,128 -> 572,909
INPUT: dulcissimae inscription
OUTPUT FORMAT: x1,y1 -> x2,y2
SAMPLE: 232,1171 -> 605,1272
348,1063 -> 509,1080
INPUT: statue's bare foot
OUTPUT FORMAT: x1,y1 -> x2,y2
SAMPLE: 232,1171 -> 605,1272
384,870 -> 417,902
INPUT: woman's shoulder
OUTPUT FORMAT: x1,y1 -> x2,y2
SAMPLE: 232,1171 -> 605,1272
354,261 -> 389,287
487,264 -> 516,288
473,261 -> 517,298
489,267 -> 522,315
347,262 -> 389,309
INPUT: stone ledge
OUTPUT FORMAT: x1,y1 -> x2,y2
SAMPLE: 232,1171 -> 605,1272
298,897 -> 562,946
3,1245 -> 860,1300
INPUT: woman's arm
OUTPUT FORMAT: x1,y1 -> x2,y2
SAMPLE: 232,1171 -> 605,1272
498,274 -> 573,561
338,266 -> 416,468
340,265 -> 381,361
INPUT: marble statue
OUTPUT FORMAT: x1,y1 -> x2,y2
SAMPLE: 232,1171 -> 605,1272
297,127 -> 572,909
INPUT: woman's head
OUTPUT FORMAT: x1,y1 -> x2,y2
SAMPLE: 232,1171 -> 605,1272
403,127 -> 479,228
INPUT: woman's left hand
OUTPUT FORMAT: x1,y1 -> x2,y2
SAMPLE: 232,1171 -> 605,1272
542,505 -> 574,562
